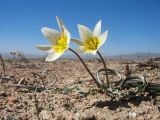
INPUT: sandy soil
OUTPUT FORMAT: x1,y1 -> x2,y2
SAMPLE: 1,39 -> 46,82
0,58 -> 160,120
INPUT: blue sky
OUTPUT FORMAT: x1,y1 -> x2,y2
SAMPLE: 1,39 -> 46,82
0,0 -> 160,56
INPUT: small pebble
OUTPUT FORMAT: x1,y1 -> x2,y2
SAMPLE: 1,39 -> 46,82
137,116 -> 145,120
137,110 -> 145,115
0,91 -> 7,97
7,96 -> 18,104
81,113 -> 96,120
146,114 -> 151,120
129,112 -> 137,118
116,108 -> 122,112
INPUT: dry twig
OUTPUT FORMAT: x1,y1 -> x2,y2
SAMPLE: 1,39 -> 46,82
0,54 -> 6,75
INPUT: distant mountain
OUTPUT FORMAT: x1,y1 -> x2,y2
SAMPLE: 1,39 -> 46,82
1,52 -> 160,60
0,52 -> 46,59
109,52 -> 160,61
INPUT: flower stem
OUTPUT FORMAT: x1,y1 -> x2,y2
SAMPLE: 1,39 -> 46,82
68,48 -> 101,88
0,54 -> 5,75
97,50 -> 109,87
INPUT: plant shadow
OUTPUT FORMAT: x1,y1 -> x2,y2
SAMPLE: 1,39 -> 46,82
92,96 -> 152,110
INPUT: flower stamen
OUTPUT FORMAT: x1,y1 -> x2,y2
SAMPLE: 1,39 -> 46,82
52,32 -> 68,53
84,37 -> 101,52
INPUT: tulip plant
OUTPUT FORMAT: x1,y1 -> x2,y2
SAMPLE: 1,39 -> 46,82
36,16 -> 109,88
36,17 -> 160,99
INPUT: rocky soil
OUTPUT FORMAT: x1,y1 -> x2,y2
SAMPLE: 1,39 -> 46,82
0,58 -> 160,120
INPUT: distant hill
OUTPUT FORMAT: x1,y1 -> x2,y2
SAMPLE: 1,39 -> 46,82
0,52 -> 45,59
109,52 -> 160,61
1,52 -> 160,60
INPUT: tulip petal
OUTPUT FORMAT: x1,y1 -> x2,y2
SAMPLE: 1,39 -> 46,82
36,45 -> 51,51
76,46 -> 86,54
78,24 -> 93,41
56,16 -> 65,32
90,50 -> 97,55
71,38 -> 83,46
41,27 -> 60,44
63,26 -> 71,45
99,30 -> 108,46
46,52 -> 62,61
93,20 -> 101,37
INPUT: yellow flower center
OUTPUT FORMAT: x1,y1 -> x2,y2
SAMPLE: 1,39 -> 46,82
84,37 -> 101,52
52,32 -> 68,53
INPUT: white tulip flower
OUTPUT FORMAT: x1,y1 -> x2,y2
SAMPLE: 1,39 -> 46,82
36,16 -> 70,61
72,21 -> 108,55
